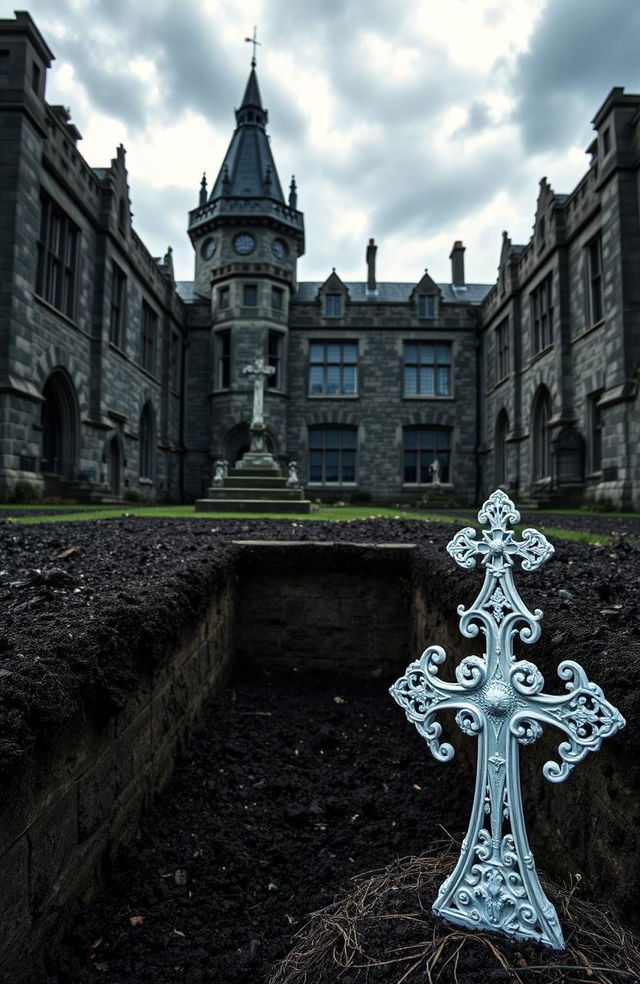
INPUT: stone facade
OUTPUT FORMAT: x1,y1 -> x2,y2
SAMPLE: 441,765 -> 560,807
1,13 -> 639,508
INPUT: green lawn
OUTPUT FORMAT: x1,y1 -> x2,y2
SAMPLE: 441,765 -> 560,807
1,502 -> 633,547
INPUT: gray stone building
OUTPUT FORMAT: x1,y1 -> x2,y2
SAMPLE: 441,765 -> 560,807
1,12 -> 639,508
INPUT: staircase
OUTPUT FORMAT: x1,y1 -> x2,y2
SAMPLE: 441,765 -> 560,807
195,465 -> 312,514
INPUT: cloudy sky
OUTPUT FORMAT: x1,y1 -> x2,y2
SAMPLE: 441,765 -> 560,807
19,0 -> 640,286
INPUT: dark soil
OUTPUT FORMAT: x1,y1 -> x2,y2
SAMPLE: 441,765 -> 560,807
0,515 -> 637,982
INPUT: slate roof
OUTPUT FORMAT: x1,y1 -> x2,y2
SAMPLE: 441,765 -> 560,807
209,67 -> 285,203
292,281 -> 492,304
175,281 -> 206,303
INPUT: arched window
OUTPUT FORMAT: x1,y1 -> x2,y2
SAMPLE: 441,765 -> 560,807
40,369 -> 79,478
139,403 -> 155,480
532,387 -> 551,481
495,410 -> 509,486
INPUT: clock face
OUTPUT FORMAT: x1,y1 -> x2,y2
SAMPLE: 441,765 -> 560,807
271,238 -> 287,260
200,237 -> 216,260
234,233 -> 255,255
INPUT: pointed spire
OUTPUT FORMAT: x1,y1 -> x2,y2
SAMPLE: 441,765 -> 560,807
199,172 -> 207,206
235,66 -> 267,129
289,175 -> 297,209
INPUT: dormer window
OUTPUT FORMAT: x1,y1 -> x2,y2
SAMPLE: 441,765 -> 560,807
0,51 -> 9,75
603,127 -> 611,155
418,294 -> 436,319
325,293 -> 342,317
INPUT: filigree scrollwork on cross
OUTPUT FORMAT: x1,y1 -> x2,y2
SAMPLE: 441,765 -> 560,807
390,488 -> 626,950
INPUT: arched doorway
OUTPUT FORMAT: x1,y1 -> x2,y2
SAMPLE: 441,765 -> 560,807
40,370 -> 79,478
495,410 -> 509,486
107,435 -> 122,495
531,386 -> 551,481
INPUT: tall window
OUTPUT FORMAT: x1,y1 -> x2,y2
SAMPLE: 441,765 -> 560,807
109,263 -> 126,348
532,387 -> 551,480
170,332 -> 181,394
587,235 -> 603,325
139,403 -> 155,480
589,390 -> 604,472
36,194 -> 79,319
403,427 -> 451,483
418,294 -> 436,319
531,274 -> 553,353
404,342 -> 451,396
217,330 -> 230,388
243,283 -> 258,306
324,293 -> 342,317
309,426 -> 357,483
140,301 -> 157,374
495,410 -> 509,485
268,331 -> 283,389
218,285 -> 230,310
309,342 -> 357,395
272,286 -> 284,311
496,319 -> 510,380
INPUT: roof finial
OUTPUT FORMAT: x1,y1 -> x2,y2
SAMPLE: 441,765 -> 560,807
244,26 -> 261,68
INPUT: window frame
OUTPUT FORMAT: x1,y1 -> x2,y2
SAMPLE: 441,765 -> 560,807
140,300 -> 158,375
586,235 -> 603,326
243,283 -> 258,307
109,263 -> 127,349
495,318 -> 510,381
417,294 -> 436,320
217,329 -> 231,389
267,330 -> 284,389
308,425 -> 357,485
218,285 -> 230,310
531,274 -> 553,354
308,340 -> 358,397
271,285 -> 284,311
35,193 -> 80,320
402,426 -> 452,485
324,293 -> 342,318
403,341 -> 452,398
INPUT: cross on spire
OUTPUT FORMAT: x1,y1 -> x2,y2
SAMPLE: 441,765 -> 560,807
390,489 -> 625,949
244,25 -> 261,68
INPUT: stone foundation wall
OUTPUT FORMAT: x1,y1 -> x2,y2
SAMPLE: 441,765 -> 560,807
234,541 -> 415,674
0,582 -> 235,984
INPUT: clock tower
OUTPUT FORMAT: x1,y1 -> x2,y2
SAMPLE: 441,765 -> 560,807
187,62 -> 304,470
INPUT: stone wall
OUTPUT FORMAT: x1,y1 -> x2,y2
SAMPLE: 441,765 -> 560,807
234,541 -> 415,674
0,581 -> 235,984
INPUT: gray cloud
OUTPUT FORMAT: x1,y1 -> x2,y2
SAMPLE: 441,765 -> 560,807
512,0 -> 640,151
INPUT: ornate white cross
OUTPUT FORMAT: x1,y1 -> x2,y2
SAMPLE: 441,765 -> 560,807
390,489 -> 625,949
243,357 -> 274,429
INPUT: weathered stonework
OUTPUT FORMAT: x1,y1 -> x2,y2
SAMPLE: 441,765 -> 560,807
1,14 -> 639,508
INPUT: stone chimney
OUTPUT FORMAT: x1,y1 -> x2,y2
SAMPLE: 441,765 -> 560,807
366,238 -> 378,294
450,240 -> 466,287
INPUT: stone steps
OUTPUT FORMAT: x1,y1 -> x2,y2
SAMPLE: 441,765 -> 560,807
203,486 -> 307,501
195,498 -> 312,514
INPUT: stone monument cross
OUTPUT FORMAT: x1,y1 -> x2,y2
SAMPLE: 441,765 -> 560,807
390,489 -> 625,949
243,357 -> 274,430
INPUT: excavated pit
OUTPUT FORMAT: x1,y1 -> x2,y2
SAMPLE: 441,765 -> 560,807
0,519 -> 636,983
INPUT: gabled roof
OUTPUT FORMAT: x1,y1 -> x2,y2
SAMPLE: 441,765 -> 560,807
209,66 -> 285,203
